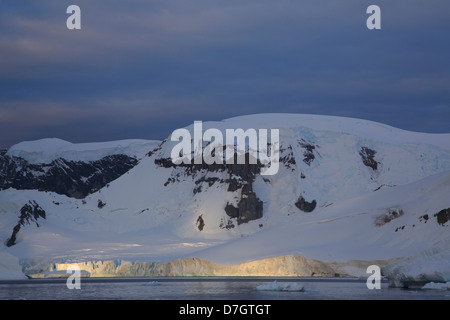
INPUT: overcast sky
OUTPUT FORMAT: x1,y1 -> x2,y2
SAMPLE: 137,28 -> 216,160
1,0 -> 449,148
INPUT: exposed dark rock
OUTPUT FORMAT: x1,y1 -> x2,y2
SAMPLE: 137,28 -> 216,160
226,178 -> 241,192
196,177 -> 220,187
0,153 -> 138,199
97,199 -> 106,209
219,218 -> 235,230
375,208 -> 404,227
224,179 -> 264,225
359,147 -> 378,170
434,208 -> 450,226
194,176 -> 221,193
153,157 -> 174,169
155,151 -> 267,225
298,139 -> 317,166
196,215 -> 205,231
295,196 -> 317,212
241,183 -> 253,196
225,203 -> 239,219
156,151 -> 262,183
279,145 -> 296,171
146,141 -> 164,157
193,185 -> 202,194
224,190 -> 263,225
157,152 -> 264,213
6,200 -> 46,247
237,196 -> 263,224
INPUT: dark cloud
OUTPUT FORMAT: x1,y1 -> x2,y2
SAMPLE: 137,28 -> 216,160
0,0 -> 449,148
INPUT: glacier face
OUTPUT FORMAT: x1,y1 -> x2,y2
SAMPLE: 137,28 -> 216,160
0,114 -> 450,279
382,237 -> 450,288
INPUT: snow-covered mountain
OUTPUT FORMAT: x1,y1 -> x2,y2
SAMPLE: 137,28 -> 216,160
0,114 -> 449,284
0,138 -> 159,198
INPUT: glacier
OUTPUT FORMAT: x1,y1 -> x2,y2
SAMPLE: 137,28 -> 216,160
0,114 -> 449,283
382,237 -> 450,288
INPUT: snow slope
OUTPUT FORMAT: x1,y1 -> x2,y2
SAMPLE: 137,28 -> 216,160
192,170 -> 450,264
1,114 -> 449,279
0,251 -> 27,279
6,138 -> 160,163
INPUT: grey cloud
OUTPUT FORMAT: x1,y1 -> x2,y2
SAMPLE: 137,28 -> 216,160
0,0 -> 449,148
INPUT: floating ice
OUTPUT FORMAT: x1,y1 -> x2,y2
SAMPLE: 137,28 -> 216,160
144,281 -> 162,286
421,282 -> 450,290
256,280 -> 304,292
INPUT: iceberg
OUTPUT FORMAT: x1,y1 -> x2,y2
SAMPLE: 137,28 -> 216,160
256,280 -> 304,292
421,282 -> 450,290
144,281 -> 162,286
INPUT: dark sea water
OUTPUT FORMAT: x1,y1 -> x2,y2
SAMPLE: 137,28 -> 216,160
0,277 -> 449,300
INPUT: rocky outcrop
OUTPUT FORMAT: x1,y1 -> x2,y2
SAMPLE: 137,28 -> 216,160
435,208 -> 450,226
374,208 -> 404,227
297,139 -> 317,166
155,152 -> 261,189
6,200 -> 46,247
295,196 -> 316,212
279,146 -> 296,171
156,152 -> 265,225
0,153 -> 138,199
225,183 -> 263,225
196,215 -> 205,231
359,146 -> 378,170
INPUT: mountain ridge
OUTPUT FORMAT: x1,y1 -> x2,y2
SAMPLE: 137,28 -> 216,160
1,114 -> 449,283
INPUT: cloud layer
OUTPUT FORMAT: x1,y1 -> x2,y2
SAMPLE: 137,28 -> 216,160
1,0 -> 449,147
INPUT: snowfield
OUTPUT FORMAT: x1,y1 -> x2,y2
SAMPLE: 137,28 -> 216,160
0,251 -> 27,280
6,138 -> 159,164
0,114 -> 449,284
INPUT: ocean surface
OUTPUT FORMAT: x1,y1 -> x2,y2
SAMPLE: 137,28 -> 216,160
0,277 -> 449,300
